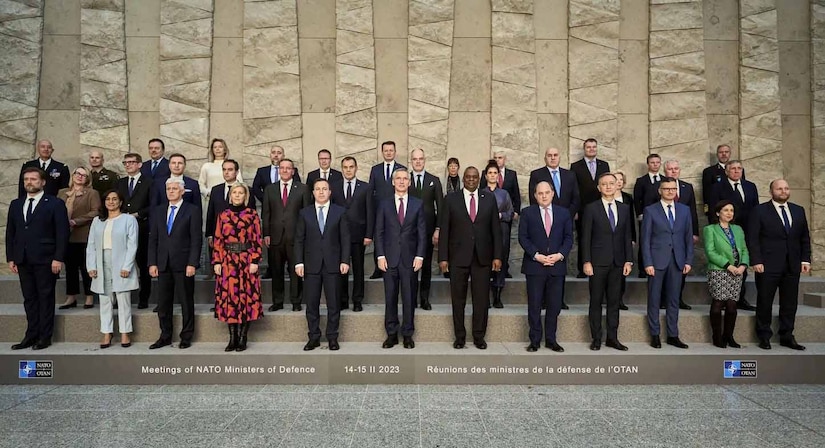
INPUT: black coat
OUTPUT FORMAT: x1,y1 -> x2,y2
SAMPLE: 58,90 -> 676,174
294,203 -> 350,274
6,194 -> 69,265
528,166 -> 580,217
707,179 -> 759,232
117,175 -> 153,222
570,158 -> 610,208
748,202 -> 811,274
438,190 -> 502,267
262,181 -> 311,246
408,171 -> 444,235
251,165 -> 302,203
148,201 -> 202,271
581,200 -> 633,267
19,159 -> 70,197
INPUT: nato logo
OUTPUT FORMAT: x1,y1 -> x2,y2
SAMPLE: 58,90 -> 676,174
19,361 -> 53,379
724,360 -> 757,378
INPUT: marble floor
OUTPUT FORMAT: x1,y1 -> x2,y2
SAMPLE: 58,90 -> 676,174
0,384 -> 823,447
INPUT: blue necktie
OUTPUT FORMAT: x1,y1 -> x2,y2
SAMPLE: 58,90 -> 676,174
780,205 -> 791,234
551,170 -> 560,196
152,160 -> 158,175
608,203 -> 616,232
318,206 -> 325,235
25,198 -> 34,223
128,177 -> 135,196
385,163 -> 391,181
667,204 -> 675,229
166,205 -> 176,235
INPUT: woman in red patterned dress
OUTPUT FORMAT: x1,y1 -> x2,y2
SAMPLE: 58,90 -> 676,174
212,184 -> 263,352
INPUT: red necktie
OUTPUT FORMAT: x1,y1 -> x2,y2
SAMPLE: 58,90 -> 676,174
497,172 -> 503,189
281,184 -> 288,206
469,193 -> 476,222
398,197 -> 405,224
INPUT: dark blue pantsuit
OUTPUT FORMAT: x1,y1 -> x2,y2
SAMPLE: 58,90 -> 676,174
526,273 -> 564,345
646,256 -> 683,337
383,265 -> 416,337
305,268 -> 341,340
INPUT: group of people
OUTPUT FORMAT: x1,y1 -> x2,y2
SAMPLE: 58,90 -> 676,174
5,137 -> 812,354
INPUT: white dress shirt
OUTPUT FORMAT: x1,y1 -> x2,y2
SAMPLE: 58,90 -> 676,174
771,200 -> 792,227
166,199 -> 183,223
660,200 -> 676,219
22,191 -> 45,220
728,178 -> 745,201
462,188 -> 479,217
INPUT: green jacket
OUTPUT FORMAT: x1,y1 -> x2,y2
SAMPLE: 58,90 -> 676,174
703,224 -> 749,271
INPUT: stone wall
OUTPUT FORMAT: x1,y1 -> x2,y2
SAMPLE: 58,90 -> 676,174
0,0 -> 821,276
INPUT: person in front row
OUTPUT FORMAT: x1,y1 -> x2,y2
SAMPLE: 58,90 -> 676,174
483,162 -> 514,308
641,177 -> 693,349
294,179 -> 350,351
86,190 -> 139,349
519,182 -> 573,352
212,184 -> 263,352
375,168 -> 426,349
703,200 -> 748,349
582,173 -> 633,351
148,178 -> 202,349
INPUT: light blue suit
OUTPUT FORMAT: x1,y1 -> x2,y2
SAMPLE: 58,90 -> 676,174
86,214 -> 139,294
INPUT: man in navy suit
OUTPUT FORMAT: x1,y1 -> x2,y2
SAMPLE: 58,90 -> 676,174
140,138 -> 171,180
570,138 -> 610,278
205,159 -> 256,246
118,153 -> 154,309
251,145 -> 302,203
306,149 -> 342,187
368,141 -> 406,278
702,144 -> 745,221
294,179 -> 350,351
148,178 -> 202,349
408,148 -> 444,310
749,179 -> 812,351
493,151 -> 520,278
707,160 -> 758,311
7,167 -> 70,350
438,167 -> 503,350
582,174 -> 633,351
18,139 -> 70,198
331,157 -> 373,311
519,182 -> 574,352
663,159 -> 699,310
375,168 -> 426,349
633,154 -> 662,279
150,153 -> 201,209
641,177 -> 693,349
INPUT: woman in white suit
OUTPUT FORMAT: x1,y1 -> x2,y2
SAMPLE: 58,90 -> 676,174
87,190 -> 139,349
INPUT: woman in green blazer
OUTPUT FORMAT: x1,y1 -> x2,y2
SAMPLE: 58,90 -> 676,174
703,200 -> 750,348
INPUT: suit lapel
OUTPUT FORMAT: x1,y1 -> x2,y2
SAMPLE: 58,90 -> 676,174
169,203 -> 186,234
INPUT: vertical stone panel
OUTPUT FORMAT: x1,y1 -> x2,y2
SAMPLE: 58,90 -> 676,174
618,0 -> 648,184
811,0 -> 825,274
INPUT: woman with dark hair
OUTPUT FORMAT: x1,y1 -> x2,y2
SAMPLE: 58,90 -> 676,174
483,162 -> 513,308
703,199 -> 749,348
86,190 -> 139,348
212,184 -> 263,352
444,157 -> 462,194
58,166 -> 101,309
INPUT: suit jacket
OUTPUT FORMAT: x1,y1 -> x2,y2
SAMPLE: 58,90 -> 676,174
147,201 -> 202,271
19,159 -> 70,197
408,171 -> 444,235
702,163 -> 746,217
438,190 -> 502,267
306,168 -> 343,186
518,204 -> 574,276
633,173 -> 661,217
205,183 -> 257,238
6,194 -> 69,265
703,224 -> 749,271
57,187 -> 101,243
262,181 -> 310,246
528,166 -> 580,217
151,176 -> 201,210
581,200 -> 633,267
369,161 -> 406,204
747,202 -> 811,274
641,202 -> 694,270
374,195 -> 426,269
117,174 -> 153,223
294,203 -> 350,275
707,178 -> 759,230
86,214 -> 139,293
140,157 -> 170,180
676,180 -> 699,237
251,165 -> 302,203
570,158 -> 610,208
618,191 -> 637,242
331,178 -> 374,242
500,167 -> 521,212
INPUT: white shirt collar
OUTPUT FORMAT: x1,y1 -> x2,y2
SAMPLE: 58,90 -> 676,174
315,201 -> 329,208
26,190 -> 44,201
412,170 -> 426,177
129,172 -> 142,182
168,199 -> 183,208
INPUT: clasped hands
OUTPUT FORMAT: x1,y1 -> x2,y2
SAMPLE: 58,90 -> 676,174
438,259 -> 502,273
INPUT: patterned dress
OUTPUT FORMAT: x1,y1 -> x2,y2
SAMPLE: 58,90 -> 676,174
212,206 -> 264,323
707,225 -> 742,302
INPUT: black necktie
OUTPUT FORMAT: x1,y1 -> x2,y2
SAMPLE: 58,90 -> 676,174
780,205 -> 791,234
128,177 -> 135,196
734,182 -> 743,201
346,181 -> 352,201
41,162 -> 46,170
417,174 -> 422,192
25,198 -> 34,223
225,185 -> 231,202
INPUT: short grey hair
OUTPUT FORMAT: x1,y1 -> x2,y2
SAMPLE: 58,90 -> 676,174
664,159 -> 680,169
165,177 -> 185,188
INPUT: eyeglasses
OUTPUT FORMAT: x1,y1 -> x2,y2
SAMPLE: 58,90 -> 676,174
661,187 -> 677,191
122,161 -> 139,165
73,172 -> 88,178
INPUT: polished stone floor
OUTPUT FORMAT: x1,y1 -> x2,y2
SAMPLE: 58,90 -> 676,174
0,384 -> 823,447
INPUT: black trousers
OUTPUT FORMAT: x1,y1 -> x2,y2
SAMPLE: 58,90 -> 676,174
491,222 -> 510,288
755,268 -> 800,341
65,242 -> 93,296
305,269 -> 340,340
270,240 -> 302,306
136,223 -> 151,305
449,259 -> 491,342
156,270 -> 195,342
413,236 -> 435,302
384,265 -> 416,337
588,265 -> 622,341
575,218 -> 584,274
18,263 -> 57,342
339,242 -> 365,304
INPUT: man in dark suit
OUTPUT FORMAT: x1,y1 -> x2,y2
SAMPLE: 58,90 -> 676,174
251,145 -> 302,204
150,153 -> 200,209
582,174 -> 633,351
519,182 -> 574,352
263,158 -> 310,312
375,168 -> 426,349
306,149 -> 342,187
331,156 -> 373,311
707,160 -> 759,311
140,138 -> 170,180
408,148 -> 443,310
701,144 -> 745,221
7,167 -> 70,350
641,177 -> 693,349
570,138 -> 610,278
749,179 -> 812,351
18,139 -> 70,198
205,159 -> 256,247
493,151 -> 520,278
147,178 -> 202,349
438,167 -> 502,350
663,159 -> 699,310
118,153 -> 153,309
633,154 -> 662,279
368,140 -> 406,278
294,179 -> 350,351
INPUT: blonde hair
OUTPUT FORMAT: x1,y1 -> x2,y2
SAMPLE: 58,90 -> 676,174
69,166 -> 91,188
229,183 -> 250,206
209,138 -> 229,162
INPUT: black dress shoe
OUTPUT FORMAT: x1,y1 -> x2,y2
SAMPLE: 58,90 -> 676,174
369,271 -> 383,279
382,335 -> 398,348
660,303 -> 666,310
353,303 -> 363,312
606,339 -> 628,351
560,302 -> 569,310
262,270 -> 272,279
11,339 -> 36,350
780,337 -> 806,351
209,307 -> 216,312
619,302 -> 629,311
576,272 -> 586,279
303,339 -> 320,351
403,336 -> 415,349
178,340 -> 192,349
420,300 -> 432,311
474,339 -> 487,350
32,340 -> 51,350
758,339 -> 772,350
58,301 -> 77,310
340,302 -> 349,310
328,339 -> 340,351
650,335 -> 661,349
666,337 -> 688,349
526,344 -> 539,352
737,299 -> 756,311
546,342 -> 564,352
292,304 -> 302,312
269,303 -> 284,312
679,301 -> 692,310
149,339 -> 171,349
726,337 -> 741,349
137,303 -> 148,310
453,340 -> 465,349
590,339 -> 601,351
